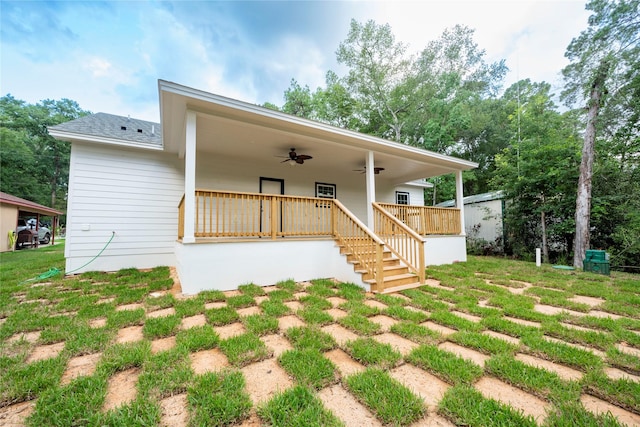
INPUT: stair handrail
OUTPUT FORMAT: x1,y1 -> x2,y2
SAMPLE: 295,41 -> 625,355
332,199 -> 386,292
373,202 -> 425,284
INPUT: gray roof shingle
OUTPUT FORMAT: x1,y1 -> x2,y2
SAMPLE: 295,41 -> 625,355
49,112 -> 161,146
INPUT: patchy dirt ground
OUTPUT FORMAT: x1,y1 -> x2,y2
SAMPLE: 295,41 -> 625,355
3,272 -> 640,427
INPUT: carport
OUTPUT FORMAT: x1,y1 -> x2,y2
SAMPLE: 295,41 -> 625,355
0,192 -> 63,252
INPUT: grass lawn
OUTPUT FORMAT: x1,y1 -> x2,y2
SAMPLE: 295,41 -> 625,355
1,242 -> 640,426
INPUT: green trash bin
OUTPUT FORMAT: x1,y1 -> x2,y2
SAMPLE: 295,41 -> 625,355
583,250 -> 610,275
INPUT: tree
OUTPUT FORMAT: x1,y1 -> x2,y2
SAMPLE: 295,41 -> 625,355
562,0 -> 640,268
336,19 -> 417,141
0,95 -> 89,210
492,80 -> 581,262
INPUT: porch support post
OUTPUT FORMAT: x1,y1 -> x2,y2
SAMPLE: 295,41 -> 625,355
183,110 -> 197,243
365,151 -> 376,229
455,170 -> 465,235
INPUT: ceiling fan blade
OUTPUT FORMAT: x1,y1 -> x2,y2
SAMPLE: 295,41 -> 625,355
296,158 -> 305,164
297,154 -> 312,160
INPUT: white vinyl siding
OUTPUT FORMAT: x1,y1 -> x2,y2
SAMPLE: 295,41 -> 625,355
65,143 -> 184,273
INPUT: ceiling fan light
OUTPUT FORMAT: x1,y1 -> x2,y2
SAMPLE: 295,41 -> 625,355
288,159 -> 297,166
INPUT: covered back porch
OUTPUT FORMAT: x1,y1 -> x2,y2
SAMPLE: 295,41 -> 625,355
160,80 -> 477,294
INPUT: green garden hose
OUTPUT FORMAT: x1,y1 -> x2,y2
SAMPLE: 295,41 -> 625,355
19,231 -> 116,285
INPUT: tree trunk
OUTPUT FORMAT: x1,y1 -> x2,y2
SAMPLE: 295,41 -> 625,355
541,210 -> 549,264
573,59 -> 609,268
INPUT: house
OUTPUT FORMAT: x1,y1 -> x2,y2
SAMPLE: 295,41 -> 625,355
49,80 -> 478,294
438,191 -> 505,251
0,192 -> 62,252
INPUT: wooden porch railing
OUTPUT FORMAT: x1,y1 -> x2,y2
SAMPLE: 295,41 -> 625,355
377,203 -> 461,235
178,189 -> 386,290
332,199 -> 386,293
373,203 -> 425,284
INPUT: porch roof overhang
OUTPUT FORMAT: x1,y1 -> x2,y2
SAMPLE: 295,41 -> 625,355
0,192 -> 63,217
159,80 -> 477,186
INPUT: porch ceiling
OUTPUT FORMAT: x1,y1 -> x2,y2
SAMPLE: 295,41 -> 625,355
159,80 -> 477,185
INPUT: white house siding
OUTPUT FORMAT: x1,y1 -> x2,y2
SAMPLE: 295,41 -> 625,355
465,199 -> 503,244
65,143 -> 184,274
195,154 -> 400,226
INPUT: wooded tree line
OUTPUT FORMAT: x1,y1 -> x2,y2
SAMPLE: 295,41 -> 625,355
0,0 -> 637,269
264,0 -> 639,270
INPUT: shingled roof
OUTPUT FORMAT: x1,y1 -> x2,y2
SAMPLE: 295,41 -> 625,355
48,112 -> 162,147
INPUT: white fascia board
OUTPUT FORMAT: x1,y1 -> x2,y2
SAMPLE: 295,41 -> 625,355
158,80 -> 479,171
48,129 -> 164,151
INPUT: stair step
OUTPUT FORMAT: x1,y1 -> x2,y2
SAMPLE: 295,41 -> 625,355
364,273 -> 419,288
379,282 -> 424,294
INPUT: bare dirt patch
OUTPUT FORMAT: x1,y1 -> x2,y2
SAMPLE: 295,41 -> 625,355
605,367 -> 640,383
147,307 -> 176,318
324,349 -> 365,377
7,330 -> 41,344
503,316 -> 541,328
569,295 -> 605,307
103,368 -> 140,412
254,296 -> 269,305
240,358 -> 293,404
476,376 -> 550,422
326,308 -> 348,320
327,296 -> 347,307
321,324 -> 360,346
581,394 -> 640,426
515,353 -> 583,381
405,305 -> 430,316
115,303 -> 144,312
586,310 -> 622,319
260,334 -> 293,357
89,317 -> 107,328
364,300 -> 388,310
159,393 -> 188,427
262,285 -> 278,293
425,279 -> 454,290
26,341 -> 65,363
190,348 -> 229,375
373,332 -> 419,356
151,336 -> 176,354
559,322 -> 597,332
411,414 -> 457,426
181,314 -> 206,329
317,384 -> 383,427
238,411 -> 262,426
277,315 -> 305,331
214,323 -> 246,340
420,321 -> 455,336
0,400 -> 35,426
450,311 -> 482,323
293,291 -> 309,300
204,301 -> 226,309
616,343 -> 640,358
482,330 -> 520,346
369,315 -> 398,331
223,290 -> 241,297
534,304 -> 585,317
389,364 -> 450,410
61,352 -> 102,385
438,342 -> 489,366
237,306 -> 262,317
116,325 -> 144,344
283,301 -> 303,312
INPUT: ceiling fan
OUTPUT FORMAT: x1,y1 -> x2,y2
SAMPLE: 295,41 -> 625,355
353,166 -> 385,174
280,148 -> 312,165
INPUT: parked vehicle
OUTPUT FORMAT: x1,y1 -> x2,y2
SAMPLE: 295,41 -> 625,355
16,219 -> 51,246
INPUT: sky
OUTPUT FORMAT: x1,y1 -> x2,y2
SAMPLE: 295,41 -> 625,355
0,0 -> 591,122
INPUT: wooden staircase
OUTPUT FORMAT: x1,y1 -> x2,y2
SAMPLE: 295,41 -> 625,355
336,240 -> 421,293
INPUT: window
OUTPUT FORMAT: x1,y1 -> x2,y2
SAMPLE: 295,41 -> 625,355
316,182 -> 336,207
396,191 -> 410,205
316,183 -> 336,199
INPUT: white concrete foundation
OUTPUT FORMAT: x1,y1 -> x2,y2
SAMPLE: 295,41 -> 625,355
175,238 -> 367,294
425,235 -> 467,265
